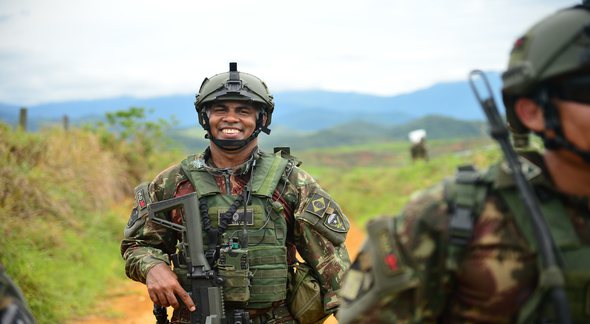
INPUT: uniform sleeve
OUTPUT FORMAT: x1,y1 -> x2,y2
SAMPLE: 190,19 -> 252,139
120,165 -> 184,283
290,167 -> 352,313
337,183 -> 452,324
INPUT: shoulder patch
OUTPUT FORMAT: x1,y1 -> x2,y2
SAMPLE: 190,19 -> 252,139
298,189 -> 350,244
324,209 -> 347,233
134,182 -> 151,211
305,193 -> 329,217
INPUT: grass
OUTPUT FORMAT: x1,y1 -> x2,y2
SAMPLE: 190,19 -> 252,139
301,140 -> 500,225
0,119 -> 501,322
0,122 -> 183,323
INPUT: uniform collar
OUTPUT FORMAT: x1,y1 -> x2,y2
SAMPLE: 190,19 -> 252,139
193,146 -> 261,175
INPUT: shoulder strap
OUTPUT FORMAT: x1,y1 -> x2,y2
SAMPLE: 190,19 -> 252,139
180,155 -> 220,198
251,152 -> 290,198
445,165 -> 490,271
499,187 -> 580,324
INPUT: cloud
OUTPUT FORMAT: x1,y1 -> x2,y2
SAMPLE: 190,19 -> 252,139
0,0 -> 577,105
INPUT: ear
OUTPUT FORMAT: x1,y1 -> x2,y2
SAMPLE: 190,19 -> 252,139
261,111 -> 268,126
514,98 -> 545,132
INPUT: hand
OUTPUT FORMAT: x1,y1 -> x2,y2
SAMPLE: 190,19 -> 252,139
146,263 -> 196,312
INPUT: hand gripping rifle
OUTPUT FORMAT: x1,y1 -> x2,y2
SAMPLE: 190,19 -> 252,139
148,192 -> 249,324
468,70 -> 571,324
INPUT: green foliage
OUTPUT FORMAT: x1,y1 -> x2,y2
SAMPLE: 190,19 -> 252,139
0,110 -> 503,322
85,107 -> 184,183
0,210 -> 124,323
0,109 -> 182,323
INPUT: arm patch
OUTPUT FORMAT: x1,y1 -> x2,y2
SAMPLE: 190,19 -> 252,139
124,182 -> 151,238
298,189 -> 350,244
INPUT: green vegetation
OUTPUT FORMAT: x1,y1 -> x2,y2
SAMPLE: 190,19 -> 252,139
0,107 -> 502,322
299,139 -> 501,225
0,108 -> 184,323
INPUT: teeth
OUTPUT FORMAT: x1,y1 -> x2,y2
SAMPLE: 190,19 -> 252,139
222,129 -> 239,134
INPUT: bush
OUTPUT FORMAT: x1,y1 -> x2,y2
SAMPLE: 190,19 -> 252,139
0,107 -> 183,323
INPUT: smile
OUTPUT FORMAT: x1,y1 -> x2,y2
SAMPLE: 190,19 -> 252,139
221,128 -> 240,134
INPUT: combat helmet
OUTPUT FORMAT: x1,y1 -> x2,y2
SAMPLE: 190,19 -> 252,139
194,62 -> 274,150
501,2 -> 590,160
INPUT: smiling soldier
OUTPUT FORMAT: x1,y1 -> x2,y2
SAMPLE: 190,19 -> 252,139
121,63 -> 351,324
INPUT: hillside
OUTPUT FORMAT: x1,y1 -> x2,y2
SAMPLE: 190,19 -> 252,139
171,115 -> 488,153
0,72 -> 502,131
0,116 -> 184,324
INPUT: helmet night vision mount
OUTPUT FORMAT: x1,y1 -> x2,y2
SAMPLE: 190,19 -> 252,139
194,62 -> 275,151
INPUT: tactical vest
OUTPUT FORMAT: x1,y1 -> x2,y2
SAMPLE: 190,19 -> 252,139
446,163 -> 590,323
180,152 -> 291,309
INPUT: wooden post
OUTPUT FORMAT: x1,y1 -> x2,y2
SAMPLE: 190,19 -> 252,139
19,107 -> 27,131
63,115 -> 70,131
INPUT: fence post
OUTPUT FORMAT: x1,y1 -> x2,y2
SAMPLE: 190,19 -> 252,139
19,107 -> 27,131
63,115 -> 70,131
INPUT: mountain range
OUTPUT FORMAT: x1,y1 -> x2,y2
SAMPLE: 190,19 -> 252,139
0,71 -> 502,132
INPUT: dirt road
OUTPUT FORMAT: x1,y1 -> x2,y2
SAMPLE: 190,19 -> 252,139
69,223 -> 365,324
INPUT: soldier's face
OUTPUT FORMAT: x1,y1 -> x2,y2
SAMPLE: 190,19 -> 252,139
207,101 -> 258,141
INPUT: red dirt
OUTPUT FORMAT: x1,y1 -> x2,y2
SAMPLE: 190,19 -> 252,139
68,223 -> 365,324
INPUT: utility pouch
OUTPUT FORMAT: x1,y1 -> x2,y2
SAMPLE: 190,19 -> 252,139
287,262 -> 327,324
218,243 -> 251,302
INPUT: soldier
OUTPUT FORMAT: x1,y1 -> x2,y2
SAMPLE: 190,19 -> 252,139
338,3 -> 590,323
409,129 -> 429,162
121,63 -> 351,323
0,264 -> 36,324
410,138 -> 429,162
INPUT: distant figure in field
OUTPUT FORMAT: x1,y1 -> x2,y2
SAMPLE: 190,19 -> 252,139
409,129 -> 429,161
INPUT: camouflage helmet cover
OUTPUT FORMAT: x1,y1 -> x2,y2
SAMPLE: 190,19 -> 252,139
194,63 -> 275,129
502,5 -> 590,132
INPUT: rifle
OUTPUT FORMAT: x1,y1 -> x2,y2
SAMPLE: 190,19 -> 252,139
468,70 -> 571,324
148,192 -> 251,324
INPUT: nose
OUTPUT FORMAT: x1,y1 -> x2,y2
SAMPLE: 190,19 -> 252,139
222,110 -> 240,122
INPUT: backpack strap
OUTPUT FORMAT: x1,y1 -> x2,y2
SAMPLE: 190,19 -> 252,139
444,165 -> 490,271
499,187 -> 579,324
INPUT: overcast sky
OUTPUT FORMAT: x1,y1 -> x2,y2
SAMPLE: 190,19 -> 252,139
0,0 -> 577,105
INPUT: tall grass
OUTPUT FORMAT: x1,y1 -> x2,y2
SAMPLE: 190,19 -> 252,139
0,120 -> 183,323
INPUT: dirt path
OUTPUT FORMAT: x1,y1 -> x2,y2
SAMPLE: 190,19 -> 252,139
69,223 -> 366,323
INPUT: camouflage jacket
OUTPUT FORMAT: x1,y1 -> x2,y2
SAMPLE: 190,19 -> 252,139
121,147 -> 351,314
338,153 -> 590,323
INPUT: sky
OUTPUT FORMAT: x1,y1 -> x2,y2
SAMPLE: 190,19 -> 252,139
0,0 -> 577,106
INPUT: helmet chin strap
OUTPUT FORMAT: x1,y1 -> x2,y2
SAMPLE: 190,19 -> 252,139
201,111 -> 270,152
534,89 -> 590,163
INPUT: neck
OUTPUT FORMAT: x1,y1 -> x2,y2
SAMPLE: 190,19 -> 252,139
545,149 -> 590,197
209,140 -> 258,169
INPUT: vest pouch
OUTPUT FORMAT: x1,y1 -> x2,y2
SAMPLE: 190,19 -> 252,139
218,247 -> 251,302
287,262 -> 327,324
248,246 -> 288,307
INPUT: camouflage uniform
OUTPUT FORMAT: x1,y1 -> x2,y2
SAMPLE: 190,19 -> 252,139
0,263 -> 36,324
337,152 -> 590,323
121,147 -> 351,323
